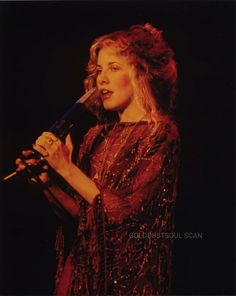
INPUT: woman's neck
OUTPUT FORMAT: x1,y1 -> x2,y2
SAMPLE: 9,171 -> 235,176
118,106 -> 148,123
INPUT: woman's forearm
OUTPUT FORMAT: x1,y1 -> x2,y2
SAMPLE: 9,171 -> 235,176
43,184 -> 79,218
57,163 -> 100,205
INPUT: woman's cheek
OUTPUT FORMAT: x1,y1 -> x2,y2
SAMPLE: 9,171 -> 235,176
119,73 -> 132,87
119,74 -> 134,99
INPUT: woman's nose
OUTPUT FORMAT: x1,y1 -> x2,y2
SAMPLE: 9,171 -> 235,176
97,70 -> 109,85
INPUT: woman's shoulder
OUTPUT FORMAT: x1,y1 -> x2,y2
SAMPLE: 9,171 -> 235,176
152,115 -> 180,143
141,116 -> 179,155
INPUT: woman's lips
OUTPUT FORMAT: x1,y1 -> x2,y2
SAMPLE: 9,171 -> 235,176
101,91 -> 113,100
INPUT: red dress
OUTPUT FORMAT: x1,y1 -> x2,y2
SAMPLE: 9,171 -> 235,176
54,117 -> 180,296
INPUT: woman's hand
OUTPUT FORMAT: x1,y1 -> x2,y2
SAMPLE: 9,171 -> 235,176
32,131 -> 99,204
33,132 -> 74,176
15,150 -> 50,184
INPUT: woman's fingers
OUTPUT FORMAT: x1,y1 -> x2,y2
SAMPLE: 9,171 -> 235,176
65,133 -> 73,158
42,164 -> 49,170
28,177 -> 38,184
16,151 -> 47,173
16,157 -> 39,166
15,149 -> 50,185
32,131 -> 73,173
43,132 -> 59,142
22,149 -> 34,157
34,132 -> 59,157
16,157 -> 26,171
16,164 -> 26,172
35,132 -> 59,151
16,158 -> 23,165
33,144 -> 49,157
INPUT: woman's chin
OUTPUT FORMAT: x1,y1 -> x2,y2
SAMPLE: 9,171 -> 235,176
103,102 -> 120,112
103,101 -> 129,113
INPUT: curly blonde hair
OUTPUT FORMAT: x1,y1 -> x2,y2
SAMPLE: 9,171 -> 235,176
84,23 -> 178,129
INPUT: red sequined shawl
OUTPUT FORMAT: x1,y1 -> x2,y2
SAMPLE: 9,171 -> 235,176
54,118 -> 180,296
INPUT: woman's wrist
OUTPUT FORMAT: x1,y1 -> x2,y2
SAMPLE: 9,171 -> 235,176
57,163 -> 77,180
56,163 -> 100,204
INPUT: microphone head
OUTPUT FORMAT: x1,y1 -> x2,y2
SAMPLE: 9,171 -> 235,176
76,87 -> 97,104
81,88 -> 102,119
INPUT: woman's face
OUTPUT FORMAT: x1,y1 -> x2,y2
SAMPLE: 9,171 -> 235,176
96,47 -> 135,112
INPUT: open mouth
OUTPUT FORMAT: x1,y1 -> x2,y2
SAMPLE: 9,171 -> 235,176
100,89 -> 113,100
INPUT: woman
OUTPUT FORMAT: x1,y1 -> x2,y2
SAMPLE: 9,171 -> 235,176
16,23 -> 180,295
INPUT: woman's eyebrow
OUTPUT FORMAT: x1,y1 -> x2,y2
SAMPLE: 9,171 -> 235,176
96,62 -> 122,67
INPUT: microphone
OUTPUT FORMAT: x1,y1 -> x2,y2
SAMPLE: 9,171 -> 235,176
2,88 -> 98,181
49,87 -> 97,141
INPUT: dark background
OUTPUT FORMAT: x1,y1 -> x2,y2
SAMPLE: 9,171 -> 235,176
1,1 -> 235,295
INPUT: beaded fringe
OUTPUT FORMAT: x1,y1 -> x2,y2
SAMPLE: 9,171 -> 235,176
54,226 -> 65,294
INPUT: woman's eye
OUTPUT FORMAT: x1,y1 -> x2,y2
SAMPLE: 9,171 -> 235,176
110,66 -> 120,72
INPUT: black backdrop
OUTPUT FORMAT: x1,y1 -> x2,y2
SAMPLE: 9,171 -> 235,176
1,1 -> 235,295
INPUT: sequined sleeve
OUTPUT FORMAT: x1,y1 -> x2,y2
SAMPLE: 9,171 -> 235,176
92,124 -> 180,226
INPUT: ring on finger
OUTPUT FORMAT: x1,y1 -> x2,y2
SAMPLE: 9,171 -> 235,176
48,137 -> 54,145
